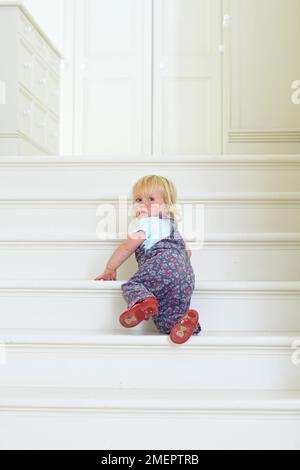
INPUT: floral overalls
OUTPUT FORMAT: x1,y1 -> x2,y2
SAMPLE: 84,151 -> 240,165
121,217 -> 201,335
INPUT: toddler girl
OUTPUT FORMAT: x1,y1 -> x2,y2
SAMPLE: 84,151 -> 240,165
94,175 -> 201,344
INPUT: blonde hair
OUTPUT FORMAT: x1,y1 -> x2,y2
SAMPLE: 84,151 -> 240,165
132,175 -> 180,221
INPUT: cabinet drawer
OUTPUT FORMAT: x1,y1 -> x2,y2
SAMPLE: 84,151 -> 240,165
48,72 -> 60,115
32,101 -> 47,149
18,39 -> 35,93
34,30 -> 49,60
32,56 -> 48,105
46,114 -> 59,154
17,89 -> 33,138
18,11 -> 34,46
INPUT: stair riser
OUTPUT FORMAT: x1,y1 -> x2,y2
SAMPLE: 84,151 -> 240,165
0,412 -> 299,450
0,162 -> 300,196
0,245 -> 299,280
1,202 -> 300,235
0,349 -> 298,390
0,293 -> 299,332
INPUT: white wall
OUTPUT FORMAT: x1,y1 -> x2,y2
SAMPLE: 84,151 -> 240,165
223,0 -> 300,154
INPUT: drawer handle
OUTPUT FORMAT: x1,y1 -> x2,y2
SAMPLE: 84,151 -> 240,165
24,26 -> 33,33
23,110 -> 32,117
38,78 -> 47,85
38,43 -> 47,50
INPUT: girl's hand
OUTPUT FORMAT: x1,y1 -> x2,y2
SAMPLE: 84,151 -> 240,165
94,268 -> 117,281
186,249 -> 192,258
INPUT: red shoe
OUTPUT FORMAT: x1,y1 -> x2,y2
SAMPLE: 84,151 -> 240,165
119,297 -> 158,328
170,310 -> 199,344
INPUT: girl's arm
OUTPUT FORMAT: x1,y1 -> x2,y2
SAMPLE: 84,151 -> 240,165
94,231 -> 146,281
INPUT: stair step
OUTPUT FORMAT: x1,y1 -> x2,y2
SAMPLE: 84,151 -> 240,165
0,330 -> 299,390
0,328 -> 297,347
1,156 -> 300,198
0,387 -> 299,449
1,192 -> 300,236
0,387 -> 299,412
0,280 -> 299,332
0,234 -> 299,280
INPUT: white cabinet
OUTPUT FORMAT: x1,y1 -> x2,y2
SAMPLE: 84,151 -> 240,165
0,2 -> 62,155
73,0 -> 222,156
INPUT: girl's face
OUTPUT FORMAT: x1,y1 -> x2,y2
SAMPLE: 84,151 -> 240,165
134,189 -> 169,218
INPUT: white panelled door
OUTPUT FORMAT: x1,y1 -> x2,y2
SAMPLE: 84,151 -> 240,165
74,0 -> 151,156
73,0 -> 222,156
153,0 -> 222,155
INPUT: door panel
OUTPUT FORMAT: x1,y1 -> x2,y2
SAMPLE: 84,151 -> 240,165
153,0 -> 222,155
74,0 -> 150,156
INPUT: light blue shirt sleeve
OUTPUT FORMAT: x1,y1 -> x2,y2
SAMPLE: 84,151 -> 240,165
132,216 -> 173,251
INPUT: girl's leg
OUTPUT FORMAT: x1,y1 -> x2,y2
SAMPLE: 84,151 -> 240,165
153,295 -> 201,335
121,279 -> 156,309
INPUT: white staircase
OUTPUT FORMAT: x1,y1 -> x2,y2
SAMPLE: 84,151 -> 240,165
0,155 -> 300,450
